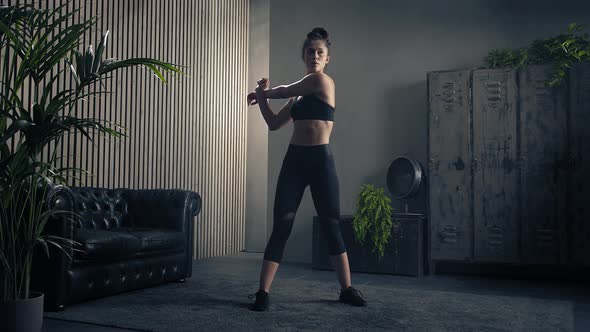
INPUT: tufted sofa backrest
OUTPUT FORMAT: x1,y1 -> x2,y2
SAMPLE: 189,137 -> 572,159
72,187 -> 129,230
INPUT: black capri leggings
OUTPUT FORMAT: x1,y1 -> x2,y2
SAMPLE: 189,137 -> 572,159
263,143 -> 347,264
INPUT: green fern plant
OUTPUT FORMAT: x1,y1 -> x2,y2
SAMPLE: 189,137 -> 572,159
352,184 -> 394,260
484,22 -> 590,86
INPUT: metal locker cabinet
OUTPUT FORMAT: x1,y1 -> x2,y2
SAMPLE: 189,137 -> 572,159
472,69 -> 519,263
518,65 -> 568,265
569,62 -> 590,267
427,70 -> 472,261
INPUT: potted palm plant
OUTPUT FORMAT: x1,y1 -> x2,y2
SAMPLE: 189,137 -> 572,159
0,4 -> 183,331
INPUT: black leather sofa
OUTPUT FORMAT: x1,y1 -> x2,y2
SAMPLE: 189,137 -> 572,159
31,185 -> 202,311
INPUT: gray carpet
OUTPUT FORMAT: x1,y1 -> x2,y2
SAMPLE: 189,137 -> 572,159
45,272 -> 574,331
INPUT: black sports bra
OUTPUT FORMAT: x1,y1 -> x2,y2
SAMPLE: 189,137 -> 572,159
290,95 -> 335,121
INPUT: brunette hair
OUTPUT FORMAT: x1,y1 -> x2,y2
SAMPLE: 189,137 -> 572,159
301,27 -> 331,60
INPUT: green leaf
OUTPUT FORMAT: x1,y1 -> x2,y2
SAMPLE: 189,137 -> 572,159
36,238 -> 50,258
145,63 -> 167,83
32,102 -> 44,123
92,30 -> 108,73
85,44 -> 94,77
1,119 -> 31,143
568,22 -> 577,34
98,57 -> 185,85
39,69 -> 64,109
75,49 -> 84,85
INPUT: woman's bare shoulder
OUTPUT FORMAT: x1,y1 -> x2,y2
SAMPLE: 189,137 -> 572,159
302,73 -> 335,91
303,72 -> 333,82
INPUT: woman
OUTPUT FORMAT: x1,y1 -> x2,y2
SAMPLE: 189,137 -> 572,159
246,27 -> 367,311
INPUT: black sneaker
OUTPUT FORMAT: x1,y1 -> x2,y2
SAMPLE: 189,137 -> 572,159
339,286 -> 367,306
248,289 -> 270,311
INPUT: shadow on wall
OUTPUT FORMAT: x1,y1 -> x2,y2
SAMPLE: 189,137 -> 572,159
375,80 -> 429,215
361,171 -> 428,216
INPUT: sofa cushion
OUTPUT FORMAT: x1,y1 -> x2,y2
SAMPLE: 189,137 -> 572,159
75,229 -> 141,260
120,228 -> 186,253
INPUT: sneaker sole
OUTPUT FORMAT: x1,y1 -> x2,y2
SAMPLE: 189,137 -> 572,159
249,304 -> 269,311
339,300 -> 367,306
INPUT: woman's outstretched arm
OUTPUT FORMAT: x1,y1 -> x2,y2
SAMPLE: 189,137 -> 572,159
261,72 -> 332,99
254,87 -> 295,131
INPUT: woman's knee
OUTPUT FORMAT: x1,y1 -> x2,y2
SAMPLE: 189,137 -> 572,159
318,216 -> 347,255
264,212 -> 297,263
272,212 -> 296,237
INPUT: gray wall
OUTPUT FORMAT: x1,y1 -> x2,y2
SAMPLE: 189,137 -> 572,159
265,0 -> 590,263
246,0 -> 270,252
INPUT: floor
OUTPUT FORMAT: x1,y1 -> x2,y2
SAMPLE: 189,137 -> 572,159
44,251 -> 590,331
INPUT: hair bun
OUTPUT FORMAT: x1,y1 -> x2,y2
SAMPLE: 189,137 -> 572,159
308,27 -> 329,41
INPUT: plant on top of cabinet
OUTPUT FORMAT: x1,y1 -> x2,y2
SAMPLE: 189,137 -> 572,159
484,22 -> 590,86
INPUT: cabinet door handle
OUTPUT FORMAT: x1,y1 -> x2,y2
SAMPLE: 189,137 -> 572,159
518,156 -> 527,169
471,157 -> 479,173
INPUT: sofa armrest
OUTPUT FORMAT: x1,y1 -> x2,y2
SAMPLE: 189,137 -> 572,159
122,189 -> 201,232
45,185 -> 77,258
122,189 -> 201,279
31,184 -> 76,310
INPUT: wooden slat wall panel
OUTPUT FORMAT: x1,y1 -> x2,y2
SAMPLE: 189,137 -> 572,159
14,0 -> 249,260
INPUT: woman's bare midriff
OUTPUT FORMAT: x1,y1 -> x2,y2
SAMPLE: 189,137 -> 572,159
289,120 -> 333,145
